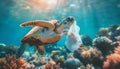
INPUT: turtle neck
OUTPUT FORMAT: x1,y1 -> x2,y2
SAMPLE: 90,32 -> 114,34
55,25 -> 65,34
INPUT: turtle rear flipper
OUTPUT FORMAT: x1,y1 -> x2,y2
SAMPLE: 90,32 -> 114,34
36,45 -> 45,55
20,20 -> 55,31
16,43 -> 28,58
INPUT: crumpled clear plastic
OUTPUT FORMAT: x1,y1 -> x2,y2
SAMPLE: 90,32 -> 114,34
65,21 -> 82,52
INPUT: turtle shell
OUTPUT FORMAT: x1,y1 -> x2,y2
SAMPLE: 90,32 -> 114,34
21,26 -> 62,46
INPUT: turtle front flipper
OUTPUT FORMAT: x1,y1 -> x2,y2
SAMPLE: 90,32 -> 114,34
16,43 -> 28,58
36,45 -> 45,55
20,20 -> 55,31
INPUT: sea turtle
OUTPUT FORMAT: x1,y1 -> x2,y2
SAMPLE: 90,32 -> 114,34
16,16 -> 75,58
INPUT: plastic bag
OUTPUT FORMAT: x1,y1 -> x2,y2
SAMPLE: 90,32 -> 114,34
65,21 -> 82,52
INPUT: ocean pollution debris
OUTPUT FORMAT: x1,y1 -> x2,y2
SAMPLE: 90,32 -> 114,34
65,20 -> 82,52
16,16 -> 80,58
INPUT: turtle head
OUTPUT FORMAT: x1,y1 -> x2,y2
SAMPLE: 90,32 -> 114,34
61,16 -> 75,28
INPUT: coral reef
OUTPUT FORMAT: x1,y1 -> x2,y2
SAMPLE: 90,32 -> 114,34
50,49 -> 67,61
108,24 -> 119,33
103,54 -> 120,69
103,42 -> 120,69
96,28 -> 109,37
108,24 -> 120,41
73,45 -> 88,65
113,27 -> 120,41
0,43 -> 18,58
81,35 -> 92,46
0,24 -> 120,69
0,55 -> 27,69
93,36 -> 113,56
33,57 -> 47,66
81,47 -> 104,68
43,60 -> 61,69
64,58 -> 82,69
114,43 -> 120,54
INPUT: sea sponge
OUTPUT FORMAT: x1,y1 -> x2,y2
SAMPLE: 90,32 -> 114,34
103,54 -> 120,69
0,55 -> 27,69
93,36 -> 113,56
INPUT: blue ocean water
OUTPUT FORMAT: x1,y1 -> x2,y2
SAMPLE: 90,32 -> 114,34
0,0 -> 120,46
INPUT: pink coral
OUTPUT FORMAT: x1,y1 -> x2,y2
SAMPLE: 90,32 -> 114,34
103,54 -> 120,69
0,55 -> 27,69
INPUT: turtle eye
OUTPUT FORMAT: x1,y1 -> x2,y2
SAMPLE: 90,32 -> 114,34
64,21 -> 68,24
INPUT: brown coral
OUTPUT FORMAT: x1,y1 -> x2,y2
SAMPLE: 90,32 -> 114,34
0,55 -> 27,69
81,48 -> 103,60
103,54 -> 120,69
81,48 -> 104,67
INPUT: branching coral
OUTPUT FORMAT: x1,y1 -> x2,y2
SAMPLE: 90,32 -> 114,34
103,54 -> 120,69
81,48 -> 104,67
0,55 -> 27,69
